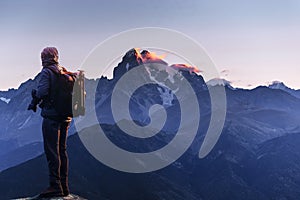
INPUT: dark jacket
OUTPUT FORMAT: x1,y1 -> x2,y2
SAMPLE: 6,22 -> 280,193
36,64 -> 71,122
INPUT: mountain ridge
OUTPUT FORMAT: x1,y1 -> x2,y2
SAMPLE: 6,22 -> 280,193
1,48 -> 300,199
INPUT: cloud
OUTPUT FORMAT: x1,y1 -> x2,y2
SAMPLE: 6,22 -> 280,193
170,64 -> 202,74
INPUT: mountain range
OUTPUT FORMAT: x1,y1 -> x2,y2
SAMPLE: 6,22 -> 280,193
1,48 -> 300,199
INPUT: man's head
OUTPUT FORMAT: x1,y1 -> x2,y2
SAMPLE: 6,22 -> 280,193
41,47 -> 59,67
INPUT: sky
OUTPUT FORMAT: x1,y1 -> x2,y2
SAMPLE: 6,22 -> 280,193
0,0 -> 300,90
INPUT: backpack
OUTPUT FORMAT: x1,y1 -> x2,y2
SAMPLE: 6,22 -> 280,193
72,70 -> 86,117
47,66 -> 85,118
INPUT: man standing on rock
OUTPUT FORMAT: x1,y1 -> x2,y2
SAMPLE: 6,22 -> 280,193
28,47 -> 72,198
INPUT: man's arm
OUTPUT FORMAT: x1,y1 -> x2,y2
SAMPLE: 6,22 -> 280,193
36,68 -> 51,99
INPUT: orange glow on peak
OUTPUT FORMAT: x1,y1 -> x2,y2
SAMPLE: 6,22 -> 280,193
134,48 -> 167,64
131,48 -> 201,74
170,64 -> 201,74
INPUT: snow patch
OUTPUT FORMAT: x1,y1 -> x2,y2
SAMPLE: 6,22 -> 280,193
125,63 -> 129,71
268,81 -> 286,89
0,97 -> 10,104
18,116 -> 31,130
207,78 -> 230,86
206,78 -> 235,90
157,87 -> 174,106
257,153 -> 267,160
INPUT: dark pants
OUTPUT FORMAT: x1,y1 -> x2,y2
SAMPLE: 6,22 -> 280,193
42,118 -> 70,192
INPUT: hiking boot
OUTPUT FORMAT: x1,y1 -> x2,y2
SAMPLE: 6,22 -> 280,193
37,185 -> 64,198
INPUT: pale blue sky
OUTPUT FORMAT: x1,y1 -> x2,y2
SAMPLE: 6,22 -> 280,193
0,0 -> 299,90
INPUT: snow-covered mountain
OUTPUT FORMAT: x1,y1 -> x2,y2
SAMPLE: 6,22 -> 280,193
206,78 -> 234,88
268,81 -> 300,99
1,48 -> 300,199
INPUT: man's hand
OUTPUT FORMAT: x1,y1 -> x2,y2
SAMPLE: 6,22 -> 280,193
27,103 -> 37,112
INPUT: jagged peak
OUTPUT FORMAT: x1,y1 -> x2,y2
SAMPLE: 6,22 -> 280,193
113,48 -> 201,79
268,81 -> 289,90
206,78 -> 235,89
